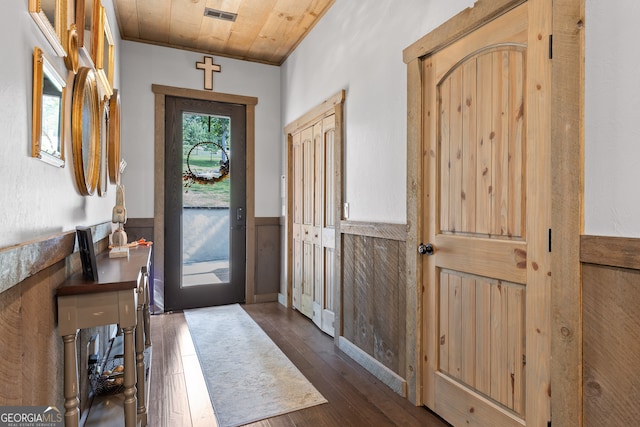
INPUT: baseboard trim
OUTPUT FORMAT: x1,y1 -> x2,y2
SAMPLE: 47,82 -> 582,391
254,293 -> 278,303
278,292 -> 288,307
338,336 -> 407,397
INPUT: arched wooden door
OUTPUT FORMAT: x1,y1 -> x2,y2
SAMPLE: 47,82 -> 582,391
421,2 -> 551,426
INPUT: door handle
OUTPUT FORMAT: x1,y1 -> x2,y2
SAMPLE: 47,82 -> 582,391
418,243 -> 435,256
236,207 -> 244,222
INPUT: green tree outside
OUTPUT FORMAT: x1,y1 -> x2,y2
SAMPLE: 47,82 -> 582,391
182,113 -> 231,208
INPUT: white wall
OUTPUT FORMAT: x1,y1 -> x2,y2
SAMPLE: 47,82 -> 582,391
584,0 -> 640,237
281,0 -> 475,224
119,42 -> 281,219
0,0 -> 121,249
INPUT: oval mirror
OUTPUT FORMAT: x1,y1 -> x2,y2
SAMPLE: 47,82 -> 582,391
72,67 -> 100,195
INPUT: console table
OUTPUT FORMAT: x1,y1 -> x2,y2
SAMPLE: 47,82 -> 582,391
56,245 -> 151,427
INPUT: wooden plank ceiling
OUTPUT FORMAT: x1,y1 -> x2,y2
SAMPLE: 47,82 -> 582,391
113,0 -> 335,65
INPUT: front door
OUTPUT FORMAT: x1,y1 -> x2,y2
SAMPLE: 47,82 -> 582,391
164,96 -> 246,310
421,2 -> 551,426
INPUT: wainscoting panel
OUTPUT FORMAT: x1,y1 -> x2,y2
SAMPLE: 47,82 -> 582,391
255,217 -> 281,300
124,217 -> 154,243
582,235 -> 640,427
341,221 -> 407,377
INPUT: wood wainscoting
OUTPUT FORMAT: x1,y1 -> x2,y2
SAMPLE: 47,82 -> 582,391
254,217 -> 281,302
134,216 -> 280,311
0,223 -> 113,417
339,220 -> 408,396
581,235 -> 640,426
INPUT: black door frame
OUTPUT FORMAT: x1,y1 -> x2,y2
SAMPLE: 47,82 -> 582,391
152,85 -> 258,312
164,96 -> 246,310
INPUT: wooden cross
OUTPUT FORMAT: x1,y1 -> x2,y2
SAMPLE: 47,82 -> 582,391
196,56 -> 221,90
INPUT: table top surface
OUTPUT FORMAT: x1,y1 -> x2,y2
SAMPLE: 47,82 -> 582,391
57,245 -> 152,297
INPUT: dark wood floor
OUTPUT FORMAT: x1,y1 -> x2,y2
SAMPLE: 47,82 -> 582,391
148,302 -> 450,427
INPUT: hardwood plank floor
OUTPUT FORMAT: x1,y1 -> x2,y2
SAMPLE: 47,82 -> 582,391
148,302 -> 450,427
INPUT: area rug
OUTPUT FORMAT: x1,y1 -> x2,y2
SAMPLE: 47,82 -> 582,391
184,304 -> 327,427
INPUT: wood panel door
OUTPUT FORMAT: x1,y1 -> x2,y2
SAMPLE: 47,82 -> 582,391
317,115 -> 336,336
291,116 -> 337,336
421,2 -> 550,426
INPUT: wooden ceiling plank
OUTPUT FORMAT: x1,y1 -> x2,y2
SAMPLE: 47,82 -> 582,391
136,0 -> 172,44
114,0 -> 334,65
196,0 -> 241,51
270,0 -> 334,63
113,0 -> 140,39
249,0 -> 318,64
225,0 -> 279,59
168,0 -> 206,47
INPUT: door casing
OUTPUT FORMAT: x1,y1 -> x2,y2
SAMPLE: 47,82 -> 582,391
152,85 -> 258,309
284,90 -> 345,341
404,1 -> 584,426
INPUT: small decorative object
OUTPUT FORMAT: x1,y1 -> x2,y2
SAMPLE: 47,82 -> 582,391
196,56 -> 221,90
76,226 -> 98,281
110,184 -> 129,258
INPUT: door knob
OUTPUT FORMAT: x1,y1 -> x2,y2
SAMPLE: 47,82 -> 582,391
418,243 -> 435,256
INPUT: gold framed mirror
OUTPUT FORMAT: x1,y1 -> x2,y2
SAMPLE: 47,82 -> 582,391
75,0 -> 100,67
72,67 -> 100,195
32,47 -> 66,168
108,89 -> 121,184
96,7 -> 114,97
64,23 -> 79,73
29,0 -> 67,57
97,98 -> 109,196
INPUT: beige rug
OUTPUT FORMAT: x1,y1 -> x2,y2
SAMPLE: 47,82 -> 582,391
184,304 -> 327,427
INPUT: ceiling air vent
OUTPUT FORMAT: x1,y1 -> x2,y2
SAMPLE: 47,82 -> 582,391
204,8 -> 237,22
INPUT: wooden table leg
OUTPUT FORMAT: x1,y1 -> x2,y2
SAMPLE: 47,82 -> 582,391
136,302 -> 147,426
122,325 -> 137,427
143,271 -> 151,347
62,332 -> 80,427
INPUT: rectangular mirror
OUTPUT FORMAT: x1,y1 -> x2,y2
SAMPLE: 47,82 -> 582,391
29,0 -> 67,57
96,6 -> 114,97
76,0 -> 99,67
32,47 -> 66,167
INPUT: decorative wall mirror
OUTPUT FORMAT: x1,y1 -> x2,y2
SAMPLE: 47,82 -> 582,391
32,47 -> 66,168
72,67 -> 100,195
75,0 -> 99,67
96,7 -> 114,97
97,98 -> 109,196
29,0 -> 67,57
108,89 -> 121,184
64,23 -> 79,73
